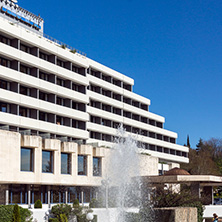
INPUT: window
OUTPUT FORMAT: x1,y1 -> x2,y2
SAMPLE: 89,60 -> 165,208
0,79 -> 7,89
39,52 -> 48,61
0,57 -> 8,67
93,157 -> 101,176
20,65 -> 30,74
20,44 -> 30,53
0,102 -> 7,112
21,148 -> 33,171
19,107 -> 28,117
42,151 -> 53,173
78,155 -> 87,175
61,153 -> 71,174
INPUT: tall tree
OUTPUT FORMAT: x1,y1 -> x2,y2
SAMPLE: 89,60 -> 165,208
181,138 -> 220,175
187,135 -> 191,148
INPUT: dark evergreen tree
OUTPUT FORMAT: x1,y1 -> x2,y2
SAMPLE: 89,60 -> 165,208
196,138 -> 204,151
187,135 -> 191,148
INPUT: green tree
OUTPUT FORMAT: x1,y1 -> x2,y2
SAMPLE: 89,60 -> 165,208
181,138 -> 219,175
13,204 -> 21,222
51,204 -> 72,220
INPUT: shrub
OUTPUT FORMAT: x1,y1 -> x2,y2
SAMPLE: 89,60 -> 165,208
51,204 -> 72,219
34,199 -> 42,208
73,199 -> 80,208
70,49 -> 77,54
89,198 -> 97,208
92,215 -> 98,222
89,198 -> 104,208
49,218 -> 59,222
59,214 -> 68,222
13,204 -> 21,222
0,205 -> 32,222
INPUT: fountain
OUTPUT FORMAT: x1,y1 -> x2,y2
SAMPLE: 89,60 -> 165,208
99,125 -> 153,222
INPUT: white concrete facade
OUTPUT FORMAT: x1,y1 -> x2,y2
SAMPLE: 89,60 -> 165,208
0,129 -> 158,205
0,0 -> 188,206
0,9 -> 188,163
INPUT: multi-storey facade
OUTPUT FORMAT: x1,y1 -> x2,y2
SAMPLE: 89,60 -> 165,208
0,0 -> 188,206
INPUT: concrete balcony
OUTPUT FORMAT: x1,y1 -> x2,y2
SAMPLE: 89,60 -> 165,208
78,145 -> 93,155
61,142 -> 78,153
43,139 -> 60,151
93,147 -> 105,157
21,135 -> 41,148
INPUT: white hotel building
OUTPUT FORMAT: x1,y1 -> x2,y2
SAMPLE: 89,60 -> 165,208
0,0 -> 188,207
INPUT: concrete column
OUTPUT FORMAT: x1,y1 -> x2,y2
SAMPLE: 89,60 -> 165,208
81,191 -> 84,206
5,189 -> 9,205
48,186 -> 51,209
28,186 -> 31,208
65,190 -> 68,204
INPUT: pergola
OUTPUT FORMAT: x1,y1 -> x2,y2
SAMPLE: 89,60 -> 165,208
141,168 -> 222,205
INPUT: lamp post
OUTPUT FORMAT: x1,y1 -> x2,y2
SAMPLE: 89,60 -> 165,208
86,212 -> 94,222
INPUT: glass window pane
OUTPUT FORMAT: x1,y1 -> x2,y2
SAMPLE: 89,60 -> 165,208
42,151 -> 53,173
61,153 -> 70,174
21,148 -> 33,171
93,157 -> 101,176
78,155 -> 87,175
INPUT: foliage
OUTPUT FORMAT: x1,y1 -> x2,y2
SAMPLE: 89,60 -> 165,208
70,49 -> 77,54
89,198 -> 97,208
89,198 -> 104,208
0,205 -> 32,222
181,138 -> 222,175
73,199 -> 80,208
150,187 -> 204,222
19,206 -> 32,222
34,199 -> 42,208
72,204 -> 93,222
0,205 -> 13,222
61,44 -> 66,49
13,204 -> 21,222
125,212 -> 141,222
58,214 -> 68,222
187,135 -> 190,148
92,215 -> 97,222
48,218 -> 59,222
51,204 -> 72,220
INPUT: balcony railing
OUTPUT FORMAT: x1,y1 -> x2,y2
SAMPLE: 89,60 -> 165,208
43,33 -> 87,58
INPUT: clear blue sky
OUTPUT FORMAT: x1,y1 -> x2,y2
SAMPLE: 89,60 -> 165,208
19,0 -> 222,147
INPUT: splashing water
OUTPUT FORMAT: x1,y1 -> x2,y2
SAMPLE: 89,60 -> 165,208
102,125 -> 145,222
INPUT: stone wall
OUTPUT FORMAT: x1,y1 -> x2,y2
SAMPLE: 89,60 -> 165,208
155,207 -> 197,222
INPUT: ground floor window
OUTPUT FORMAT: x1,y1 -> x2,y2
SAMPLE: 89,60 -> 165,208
6,185 -> 98,205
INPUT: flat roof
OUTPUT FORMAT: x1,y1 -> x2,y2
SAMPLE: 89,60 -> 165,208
142,175 -> 222,186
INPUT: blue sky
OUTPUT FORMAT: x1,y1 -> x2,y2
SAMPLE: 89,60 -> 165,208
20,0 -> 222,147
